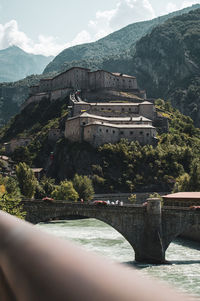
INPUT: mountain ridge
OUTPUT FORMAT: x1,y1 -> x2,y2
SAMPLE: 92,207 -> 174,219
43,3 -> 200,74
0,46 -> 53,82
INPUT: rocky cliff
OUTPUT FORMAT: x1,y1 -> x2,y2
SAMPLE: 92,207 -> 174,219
130,9 -> 200,125
43,4 -> 200,74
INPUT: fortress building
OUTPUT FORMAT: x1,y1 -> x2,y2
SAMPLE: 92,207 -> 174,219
30,67 -> 144,95
65,112 -> 157,147
25,67 -> 167,148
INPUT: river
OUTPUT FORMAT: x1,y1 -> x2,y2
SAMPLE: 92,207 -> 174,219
37,218 -> 200,298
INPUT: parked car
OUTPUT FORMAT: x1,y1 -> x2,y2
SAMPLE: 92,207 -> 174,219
92,200 -> 107,206
190,205 -> 200,210
42,197 -> 54,203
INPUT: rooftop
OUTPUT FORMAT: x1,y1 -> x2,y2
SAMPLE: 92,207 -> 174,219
162,192 -> 200,199
67,112 -> 151,122
88,101 -> 152,106
84,121 -> 155,129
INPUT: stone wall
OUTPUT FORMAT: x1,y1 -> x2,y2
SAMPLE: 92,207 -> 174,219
83,123 -> 156,147
30,67 -> 139,95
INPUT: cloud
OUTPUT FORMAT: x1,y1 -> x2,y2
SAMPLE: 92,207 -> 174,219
0,0 -> 198,56
89,0 -> 155,40
165,0 -> 200,14
0,19 -> 92,56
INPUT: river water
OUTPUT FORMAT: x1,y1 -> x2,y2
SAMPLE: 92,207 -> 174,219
37,218 -> 200,297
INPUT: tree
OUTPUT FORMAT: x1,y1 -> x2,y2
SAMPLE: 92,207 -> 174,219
73,174 -> 94,202
35,176 -> 56,199
51,180 -> 78,202
5,176 -> 21,198
173,173 -> 190,192
12,146 -> 32,165
0,192 -> 25,219
16,162 -> 37,198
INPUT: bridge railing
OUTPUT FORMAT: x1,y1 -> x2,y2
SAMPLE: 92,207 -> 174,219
0,210 -> 193,301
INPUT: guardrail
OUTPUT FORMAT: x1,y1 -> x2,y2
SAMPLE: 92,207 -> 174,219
0,210 -> 194,300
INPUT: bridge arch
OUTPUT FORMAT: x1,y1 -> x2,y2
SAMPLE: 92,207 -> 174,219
37,209 -> 140,259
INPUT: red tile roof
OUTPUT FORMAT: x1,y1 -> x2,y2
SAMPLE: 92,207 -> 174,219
163,192 -> 200,199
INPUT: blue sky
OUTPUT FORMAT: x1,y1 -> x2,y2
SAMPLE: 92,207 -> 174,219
0,0 -> 199,56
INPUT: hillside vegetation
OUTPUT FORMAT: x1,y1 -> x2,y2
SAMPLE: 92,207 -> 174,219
130,8 -> 200,126
43,4 -> 200,74
1,96 -> 200,193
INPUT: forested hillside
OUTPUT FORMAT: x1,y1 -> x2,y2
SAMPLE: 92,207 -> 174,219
43,4 -> 199,74
0,46 -> 53,82
1,95 -> 200,193
130,8 -> 200,126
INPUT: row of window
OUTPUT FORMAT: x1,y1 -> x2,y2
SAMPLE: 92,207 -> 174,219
98,107 -> 138,112
98,128 -> 150,136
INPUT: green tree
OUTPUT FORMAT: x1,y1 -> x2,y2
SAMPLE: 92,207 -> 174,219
0,193 -> 25,219
73,174 -> 94,202
16,162 -> 37,198
12,146 -> 32,165
34,176 -> 56,199
188,159 -> 200,191
173,173 -> 190,192
5,176 -> 21,198
40,176 -> 56,196
51,180 -> 78,202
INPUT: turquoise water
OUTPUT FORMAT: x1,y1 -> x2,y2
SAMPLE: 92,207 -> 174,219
37,218 -> 200,297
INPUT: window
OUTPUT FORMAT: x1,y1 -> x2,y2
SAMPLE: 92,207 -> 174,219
146,133 -> 149,137
120,131 -> 124,135
140,131 -> 143,135
113,130 -> 115,134
122,108 -> 124,112
129,108 -> 131,112
106,129 -> 108,133
82,122 -> 86,125
99,128 -> 102,132
130,131 -> 133,135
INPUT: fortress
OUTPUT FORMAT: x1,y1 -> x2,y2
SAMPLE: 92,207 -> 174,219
22,67 -> 168,148
30,67 -> 144,95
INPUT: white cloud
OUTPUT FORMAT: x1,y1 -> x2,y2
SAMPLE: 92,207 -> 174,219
89,0 -> 155,40
181,0 -> 200,8
165,1 -> 200,14
0,0 -> 198,56
0,20 -> 92,56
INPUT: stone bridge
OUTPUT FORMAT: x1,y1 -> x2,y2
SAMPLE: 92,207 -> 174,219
22,198 -> 200,264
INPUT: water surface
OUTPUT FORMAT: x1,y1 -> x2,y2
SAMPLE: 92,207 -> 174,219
37,218 -> 200,297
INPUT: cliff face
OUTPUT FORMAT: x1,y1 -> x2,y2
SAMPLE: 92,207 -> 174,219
130,9 -> 200,125
0,86 -> 29,126
43,4 -> 200,74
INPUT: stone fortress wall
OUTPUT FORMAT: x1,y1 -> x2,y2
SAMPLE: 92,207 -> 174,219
25,67 -> 168,148
30,67 -> 139,95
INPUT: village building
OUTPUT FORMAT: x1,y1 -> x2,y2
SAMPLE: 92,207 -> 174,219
48,128 -> 62,142
162,192 -> 200,207
4,138 -> 32,154
31,168 -> 44,181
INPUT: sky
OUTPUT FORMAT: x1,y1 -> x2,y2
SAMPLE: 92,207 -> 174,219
0,0 -> 199,56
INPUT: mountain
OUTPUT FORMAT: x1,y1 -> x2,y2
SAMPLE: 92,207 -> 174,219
0,46 -> 53,82
43,4 -> 200,74
128,8 -> 200,126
